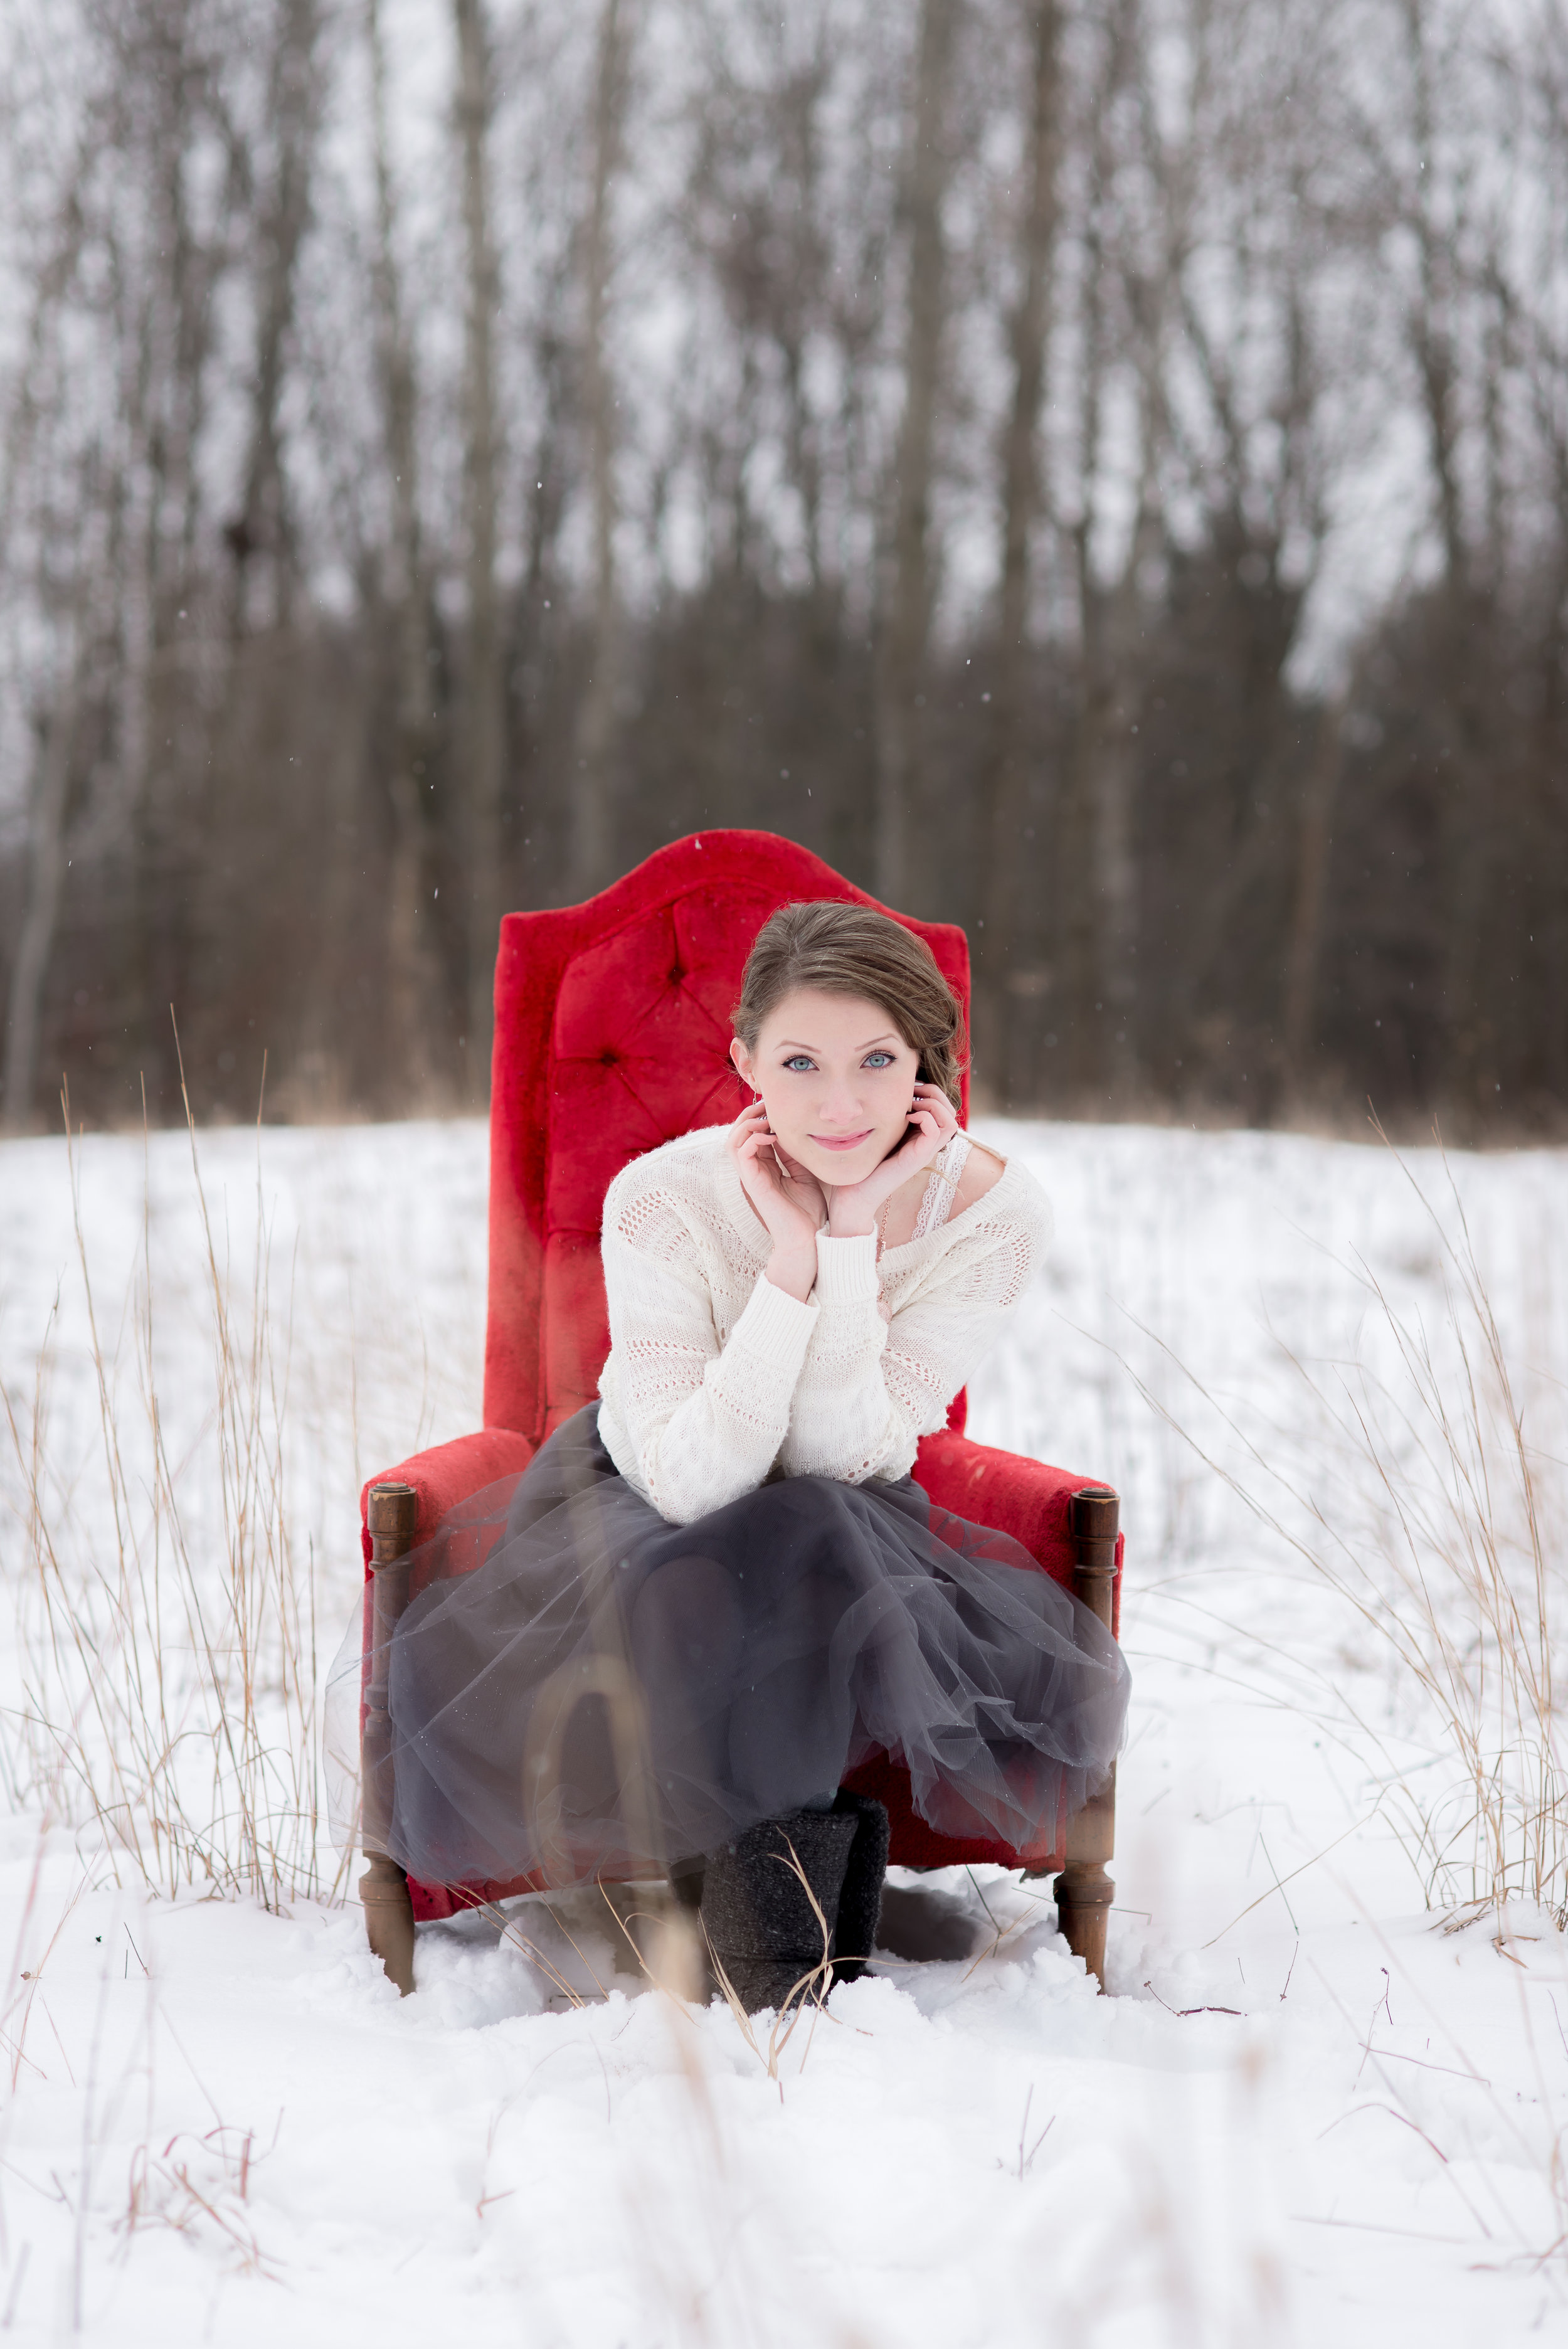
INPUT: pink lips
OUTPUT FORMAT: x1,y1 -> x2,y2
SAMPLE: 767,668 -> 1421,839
811,1132 -> 873,1152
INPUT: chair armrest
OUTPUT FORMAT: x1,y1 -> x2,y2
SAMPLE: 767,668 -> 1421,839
358,1426 -> 538,1568
914,1431 -> 1124,1636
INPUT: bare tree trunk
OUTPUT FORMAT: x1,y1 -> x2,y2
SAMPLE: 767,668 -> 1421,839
1062,521 -> 1146,1106
1092,556 -> 1142,1096
1281,689 -> 1347,1089
1400,0 -> 1486,1115
1527,418 -> 1568,1105
569,0 -> 633,901
1406,3 -> 1466,605
1057,13 -> 1145,1109
771,33 -> 831,598
229,0 -> 322,639
117,6 -> 234,1106
3,696 -> 75,1132
369,0 -> 437,1096
872,0 -> 959,909
979,0 -> 1062,1100
455,0 -> 504,1092
0,175 -> 95,1135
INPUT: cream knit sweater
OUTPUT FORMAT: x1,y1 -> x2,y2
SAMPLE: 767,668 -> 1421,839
595,1122 -> 1053,1525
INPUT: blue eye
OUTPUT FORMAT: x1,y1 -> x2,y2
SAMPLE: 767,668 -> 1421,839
783,1054 -> 815,1072
864,1052 -> 894,1069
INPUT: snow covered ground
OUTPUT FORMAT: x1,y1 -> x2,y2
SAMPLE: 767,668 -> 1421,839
1,1112 -> 1565,2346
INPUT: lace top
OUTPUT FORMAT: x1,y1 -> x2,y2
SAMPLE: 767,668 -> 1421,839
595,1122 -> 1052,1524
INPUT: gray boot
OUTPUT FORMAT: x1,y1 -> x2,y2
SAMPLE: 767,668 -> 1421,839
700,1807 -> 857,2015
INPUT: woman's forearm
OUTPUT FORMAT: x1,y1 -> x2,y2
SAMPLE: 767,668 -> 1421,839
778,1234 -> 910,1483
612,1259 -> 819,1522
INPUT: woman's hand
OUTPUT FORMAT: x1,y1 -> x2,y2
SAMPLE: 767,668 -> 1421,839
824,1081 -> 959,1239
729,1101 -> 829,1301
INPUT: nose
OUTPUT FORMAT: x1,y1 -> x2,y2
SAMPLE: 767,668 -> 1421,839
815,1073 -> 869,1127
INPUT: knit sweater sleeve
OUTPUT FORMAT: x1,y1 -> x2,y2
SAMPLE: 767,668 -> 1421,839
598,1161 -> 819,1525
778,1174 -> 1052,1486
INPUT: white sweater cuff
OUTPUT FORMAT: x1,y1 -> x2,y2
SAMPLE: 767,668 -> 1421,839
734,1267 -> 819,1369
813,1231 -> 880,1303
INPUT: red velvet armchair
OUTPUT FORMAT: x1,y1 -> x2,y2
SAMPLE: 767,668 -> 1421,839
357,831 -> 1123,1994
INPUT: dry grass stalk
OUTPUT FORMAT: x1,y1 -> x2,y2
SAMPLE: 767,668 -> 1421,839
1123,1121 -> 1566,1928
118,2123 -> 278,2277
699,1835 -> 840,2085
1,1065 -> 327,1906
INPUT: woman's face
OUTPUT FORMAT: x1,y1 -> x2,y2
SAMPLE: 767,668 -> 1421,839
730,989 -> 922,1187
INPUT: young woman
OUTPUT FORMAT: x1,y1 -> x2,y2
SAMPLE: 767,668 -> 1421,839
359,902 -> 1129,2010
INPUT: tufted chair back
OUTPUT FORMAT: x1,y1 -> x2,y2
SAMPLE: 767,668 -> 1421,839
482,830 -> 970,1444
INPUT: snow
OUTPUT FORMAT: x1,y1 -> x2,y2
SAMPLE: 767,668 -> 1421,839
1,1113 -> 1565,2344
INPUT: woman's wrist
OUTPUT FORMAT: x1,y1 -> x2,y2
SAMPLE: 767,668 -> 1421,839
825,1178 -> 893,1239
764,1243 -> 817,1303
825,1205 -> 877,1239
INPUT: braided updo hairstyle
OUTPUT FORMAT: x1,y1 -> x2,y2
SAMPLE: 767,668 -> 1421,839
733,901 -> 968,1110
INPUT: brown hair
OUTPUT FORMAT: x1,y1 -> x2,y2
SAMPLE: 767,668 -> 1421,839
733,901 -> 968,1108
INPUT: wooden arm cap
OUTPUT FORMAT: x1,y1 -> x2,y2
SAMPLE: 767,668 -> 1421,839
1069,1485 -> 1120,1543
368,1482 -> 418,1540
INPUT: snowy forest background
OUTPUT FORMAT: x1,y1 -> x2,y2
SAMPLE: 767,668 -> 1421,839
3,0 -> 1568,1137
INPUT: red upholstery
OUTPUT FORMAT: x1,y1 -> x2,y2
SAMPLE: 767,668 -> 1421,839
359,830 -> 1123,1918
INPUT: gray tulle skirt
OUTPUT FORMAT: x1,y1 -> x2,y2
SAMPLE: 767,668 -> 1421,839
328,1405 -> 1130,1888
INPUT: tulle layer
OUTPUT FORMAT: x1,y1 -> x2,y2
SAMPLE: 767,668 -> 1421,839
325,1405 -> 1130,1887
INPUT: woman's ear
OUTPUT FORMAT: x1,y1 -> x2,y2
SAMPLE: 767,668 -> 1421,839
729,1036 -> 753,1087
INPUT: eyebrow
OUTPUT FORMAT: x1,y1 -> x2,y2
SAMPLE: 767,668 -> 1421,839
773,1034 -> 903,1053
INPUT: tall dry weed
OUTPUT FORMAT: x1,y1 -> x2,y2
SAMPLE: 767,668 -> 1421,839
1,1072 -> 329,1905
1128,1126 -> 1567,1927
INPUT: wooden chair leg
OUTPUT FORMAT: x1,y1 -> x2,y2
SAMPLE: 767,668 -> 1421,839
361,1481 -> 418,1996
1052,1487 -> 1119,1991
361,1852 -> 416,1995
